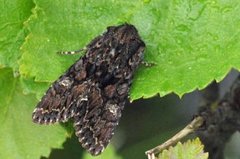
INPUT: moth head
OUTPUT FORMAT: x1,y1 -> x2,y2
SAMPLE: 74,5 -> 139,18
105,24 -> 145,66
106,24 -> 144,43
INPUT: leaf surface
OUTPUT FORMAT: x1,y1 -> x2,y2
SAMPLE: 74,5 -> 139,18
18,0 -> 240,99
158,138 -> 208,159
0,68 -> 67,159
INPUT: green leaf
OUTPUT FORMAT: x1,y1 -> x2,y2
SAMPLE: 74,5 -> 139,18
0,0 -> 34,70
158,138 -> 208,159
131,0 -> 240,99
0,68 -> 67,159
19,76 -> 50,100
18,0 -> 240,100
0,68 -> 17,123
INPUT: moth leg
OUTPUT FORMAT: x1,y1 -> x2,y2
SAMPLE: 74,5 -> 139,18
57,47 -> 87,55
141,61 -> 156,67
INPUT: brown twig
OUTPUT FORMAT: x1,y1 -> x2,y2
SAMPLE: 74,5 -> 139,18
145,116 -> 204,159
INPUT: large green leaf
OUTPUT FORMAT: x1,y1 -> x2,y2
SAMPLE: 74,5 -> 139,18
18,0 -> 240,100
1,0 -> 240,158
0,68 -> 67,159
0,0 -> 34,70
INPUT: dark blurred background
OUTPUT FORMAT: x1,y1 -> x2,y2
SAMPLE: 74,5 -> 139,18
42,70 -> 240,159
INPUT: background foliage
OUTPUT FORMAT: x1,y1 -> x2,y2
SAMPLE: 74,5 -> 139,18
1,0 -> 240,159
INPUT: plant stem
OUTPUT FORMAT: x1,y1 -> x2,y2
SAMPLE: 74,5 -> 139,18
145,116 -> 204,159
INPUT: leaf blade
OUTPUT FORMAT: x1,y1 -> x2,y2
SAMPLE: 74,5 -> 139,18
18,0 -> 240,100
0,68 -> 67,159
158,138 -> 208,159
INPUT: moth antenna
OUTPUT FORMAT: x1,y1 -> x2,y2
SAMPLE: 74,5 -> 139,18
140,61 -> 156,67
57,47 -> 87,55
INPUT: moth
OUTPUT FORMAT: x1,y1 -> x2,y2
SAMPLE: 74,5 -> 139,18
32,24 -> 145,155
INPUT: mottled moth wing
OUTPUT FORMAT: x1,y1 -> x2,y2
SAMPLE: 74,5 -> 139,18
32,57 -> 89,124
32,24 -> 145,155
73,82 -> 126,155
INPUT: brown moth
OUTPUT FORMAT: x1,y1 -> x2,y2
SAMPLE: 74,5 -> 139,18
32,24 -> 145,155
